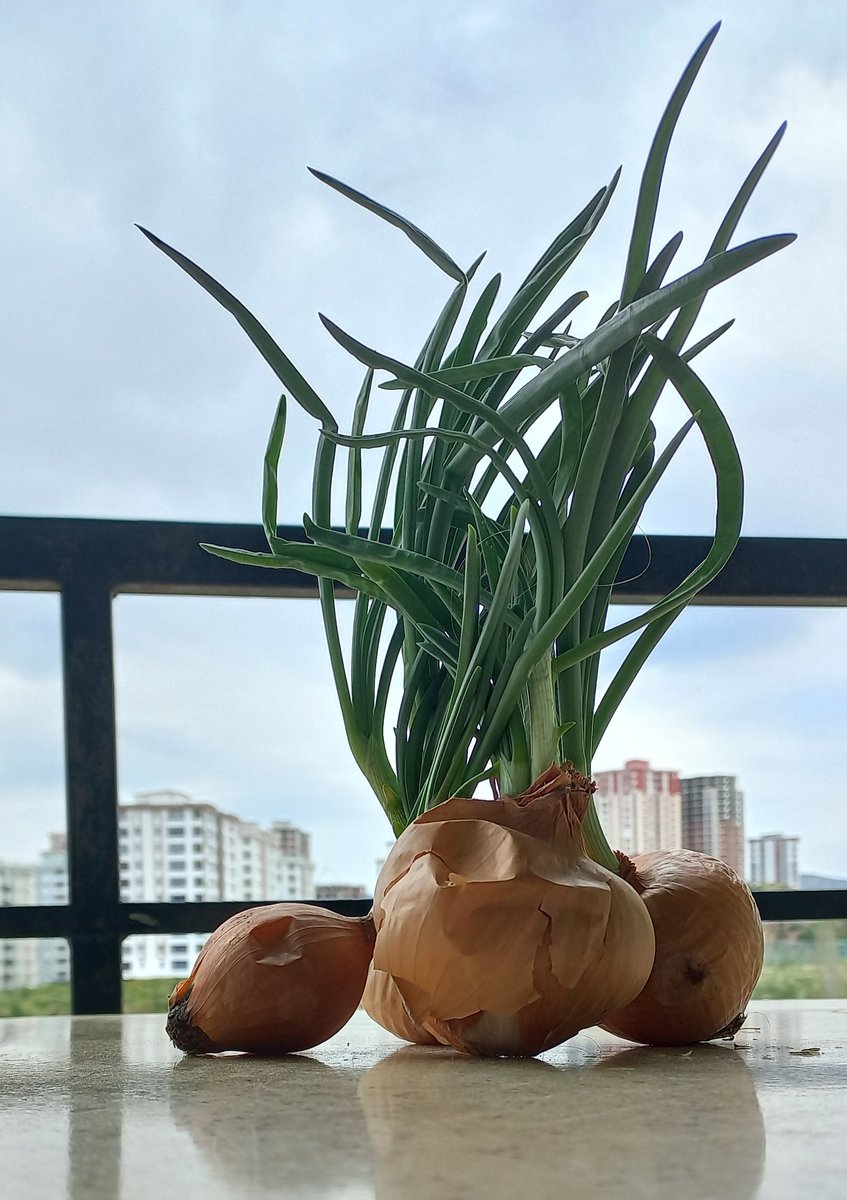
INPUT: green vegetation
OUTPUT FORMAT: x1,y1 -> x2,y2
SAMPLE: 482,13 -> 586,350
122,976 -> 183,1014
141,23 -> 793,882
0,977 -> 182,1018
0,981 -> 71,1017
753,960 -> 847,1001
754,920 -> 847,1000
1,946 -> 844,1017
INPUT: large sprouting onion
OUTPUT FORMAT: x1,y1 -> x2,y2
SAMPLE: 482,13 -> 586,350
369,764 -> 655,1056
142,24 -> 791,1053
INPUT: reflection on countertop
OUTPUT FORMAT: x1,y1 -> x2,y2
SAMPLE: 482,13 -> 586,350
0,1001 -> 845,1200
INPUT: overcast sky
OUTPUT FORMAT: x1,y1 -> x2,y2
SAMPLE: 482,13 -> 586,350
1,1 -> 846,891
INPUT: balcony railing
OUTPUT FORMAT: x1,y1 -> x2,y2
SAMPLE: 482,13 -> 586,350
1,514 -> 846,1013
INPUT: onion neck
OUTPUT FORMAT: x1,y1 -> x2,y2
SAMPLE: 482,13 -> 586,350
526,659 -> 560,780
581,796 -> 620,874
525,656 -> 619,875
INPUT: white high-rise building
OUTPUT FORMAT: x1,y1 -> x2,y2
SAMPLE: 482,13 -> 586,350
30,792 -> 315,985
118,790 -> 315,980
593,759 -> 683,856
37,833 -> 71,986
0,861 -> 39,989
748,833 -> 800,889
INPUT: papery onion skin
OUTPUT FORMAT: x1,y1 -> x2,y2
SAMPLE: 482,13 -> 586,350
166,903 -> 375,1054
371,764 -> 656,1058
601,849 -> 764,1046
362,963 -> 440,1045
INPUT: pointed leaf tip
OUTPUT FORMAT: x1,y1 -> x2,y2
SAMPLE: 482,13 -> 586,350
307,166 -> 466,283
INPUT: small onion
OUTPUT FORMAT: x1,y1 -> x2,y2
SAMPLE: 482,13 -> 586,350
370,764 -> 656,1057
166,903 -> 375,1054
601,849 -> 764,1045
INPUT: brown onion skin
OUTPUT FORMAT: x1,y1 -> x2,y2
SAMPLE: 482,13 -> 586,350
371,764 -> 656,1058
601,849 -> 764,1046
167,903 -> 375,1054
362,963 -> 440,1045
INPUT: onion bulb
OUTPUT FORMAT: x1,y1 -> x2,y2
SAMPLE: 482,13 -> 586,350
362,964 -> 439,1045
370,764 -> 655,1057
601,849 -> 764,1045
166,903 -> 375,1054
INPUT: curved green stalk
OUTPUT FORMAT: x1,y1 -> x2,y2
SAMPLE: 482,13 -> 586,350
144,27 -> 792,864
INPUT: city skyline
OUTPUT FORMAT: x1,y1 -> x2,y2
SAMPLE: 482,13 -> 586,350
0,764 -> 818,875
3,791 -> 324,989
3,764 -> 808,885
0,766 -> 829,991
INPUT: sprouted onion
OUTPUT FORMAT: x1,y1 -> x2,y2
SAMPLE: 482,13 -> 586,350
145,24 -> 791,1054
370,764 -> 655,1056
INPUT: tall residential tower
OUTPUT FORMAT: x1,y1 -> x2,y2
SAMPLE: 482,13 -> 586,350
680,774 -> 745,876
593,759 -> 683,856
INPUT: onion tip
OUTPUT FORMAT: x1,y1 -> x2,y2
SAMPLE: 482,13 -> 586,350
166,997 -> 215,1055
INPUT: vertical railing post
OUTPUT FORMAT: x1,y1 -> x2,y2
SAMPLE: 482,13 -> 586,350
61,579 -> 123,1013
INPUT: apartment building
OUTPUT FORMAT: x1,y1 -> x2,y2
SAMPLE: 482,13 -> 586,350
0,861 -> 38,989
680,774 -> 745,877
748,833 -> 800,889
315,884 -> 368,901
24,792 -> 315,986
36,833 -> 71,985
118,790 -> 315,979
593,759 -> 683,856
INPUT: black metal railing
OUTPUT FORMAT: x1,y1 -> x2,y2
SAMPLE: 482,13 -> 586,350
1,514 -> 846,1013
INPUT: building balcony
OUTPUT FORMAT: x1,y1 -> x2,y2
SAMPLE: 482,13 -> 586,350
1,514 -> 846,1198
2,514 -> 847,1011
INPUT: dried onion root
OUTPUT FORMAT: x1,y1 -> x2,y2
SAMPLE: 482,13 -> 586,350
601,850 -> 764,1045
166,903 -> 375,1054
370,764 -> 655,1057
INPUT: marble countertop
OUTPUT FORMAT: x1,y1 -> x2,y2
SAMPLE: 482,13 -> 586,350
1,1001 -> 845,1200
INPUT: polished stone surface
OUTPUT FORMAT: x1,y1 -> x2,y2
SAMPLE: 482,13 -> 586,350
1,1001 -> 845,1199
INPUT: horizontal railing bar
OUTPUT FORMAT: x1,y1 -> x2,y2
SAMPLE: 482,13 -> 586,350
1,516 -> 846,605
0,898 -> 372,939
0,906 -> 73,938
751,889 -> 847,921
1,890 -> 846,940
120,899 -> 373,931
2,512 -> 846,1011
